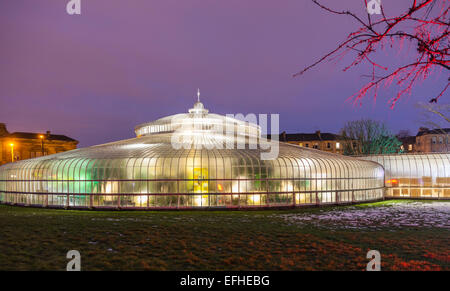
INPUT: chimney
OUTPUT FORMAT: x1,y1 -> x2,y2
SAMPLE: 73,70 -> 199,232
0,123 -> 8,137
417,127 -> 429,135
315,130 -> 321,140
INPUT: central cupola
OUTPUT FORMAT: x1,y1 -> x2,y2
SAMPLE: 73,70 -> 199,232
188,89 -> 209,115
134,90 -> 261,138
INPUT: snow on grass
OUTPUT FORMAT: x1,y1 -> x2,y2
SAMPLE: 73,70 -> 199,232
277,201 -> 450,230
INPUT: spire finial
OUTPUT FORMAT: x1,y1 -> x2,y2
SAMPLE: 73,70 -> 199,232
197,88 -> 200,102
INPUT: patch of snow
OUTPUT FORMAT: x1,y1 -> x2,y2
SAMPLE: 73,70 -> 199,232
276,201 -> 450,230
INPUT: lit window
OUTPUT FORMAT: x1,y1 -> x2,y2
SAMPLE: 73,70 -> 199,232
336,142 -> 340,149
408,144 -> 412,151
299,143 -> 303,147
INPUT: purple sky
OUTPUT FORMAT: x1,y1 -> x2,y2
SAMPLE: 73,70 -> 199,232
0,0 -> 447,147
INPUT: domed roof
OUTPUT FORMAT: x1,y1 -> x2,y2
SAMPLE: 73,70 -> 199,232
0,92 -> 384,210
6,99 -> 383,170
135,100 -> 260,139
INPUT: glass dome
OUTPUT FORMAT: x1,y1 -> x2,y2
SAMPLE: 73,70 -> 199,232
0,101 -> 384,210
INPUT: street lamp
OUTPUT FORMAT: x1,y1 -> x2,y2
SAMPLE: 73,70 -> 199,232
39,134 -> 45,156
10,143 -> 14,162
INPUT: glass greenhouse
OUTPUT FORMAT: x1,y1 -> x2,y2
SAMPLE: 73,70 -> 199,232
0,101 -> 385,210
361,153 -> 450,199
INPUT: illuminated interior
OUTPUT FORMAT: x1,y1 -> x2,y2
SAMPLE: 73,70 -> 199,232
361,154 -> 450,199
0,101 -> 384,209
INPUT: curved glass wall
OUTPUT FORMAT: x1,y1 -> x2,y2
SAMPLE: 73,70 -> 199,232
0,102 -> 384,210
360,153 -> 450,199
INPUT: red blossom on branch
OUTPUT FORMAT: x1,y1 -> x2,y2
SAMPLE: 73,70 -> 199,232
295,0 -> 449,108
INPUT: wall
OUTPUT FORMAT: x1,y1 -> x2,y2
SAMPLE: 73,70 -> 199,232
416,134 -> 450,153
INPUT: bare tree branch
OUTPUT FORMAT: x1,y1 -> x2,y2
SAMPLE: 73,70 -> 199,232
295,0 -> 449,107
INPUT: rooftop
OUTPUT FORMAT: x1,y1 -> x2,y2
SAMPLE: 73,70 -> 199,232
416,128 -> 450,136
266,131 -> 345,142
0,123 -> 78,143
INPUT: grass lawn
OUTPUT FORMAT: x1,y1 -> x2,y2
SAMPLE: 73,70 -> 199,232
0,199 -> 448,271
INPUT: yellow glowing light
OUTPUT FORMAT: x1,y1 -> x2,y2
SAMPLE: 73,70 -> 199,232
136,195 -> 148,205
105,182 -> 112,193
386,179 -> 398,185
194,195 -> 202,206
39,135 -> 44,139
192,192 -> 209,206
286,183 -> 293,192
10,143 -> 14,162
248,194 -> 261,205
217,184 -> 223,191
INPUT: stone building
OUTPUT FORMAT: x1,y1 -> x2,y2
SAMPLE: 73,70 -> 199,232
267,131 -> 347,154
0,123 -> 78,165
397,135 -> 417,153
415,127 -> 450,153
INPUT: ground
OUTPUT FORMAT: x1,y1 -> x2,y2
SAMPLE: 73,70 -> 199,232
0,200 -> 448,271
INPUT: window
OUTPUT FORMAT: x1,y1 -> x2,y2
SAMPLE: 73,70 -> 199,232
408,144 -> 413,151
336,142 -> 340,149
305,143 -> 309,147
438,136 -> 443,144
313,144 -> 318,149
432,137 -> 436,144
327,142 -> 331,149
299,143 -> 303,147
